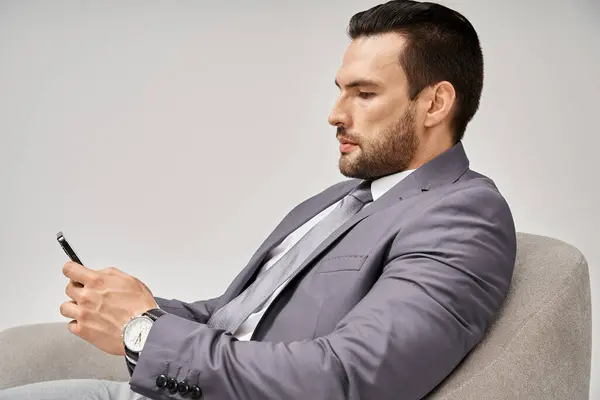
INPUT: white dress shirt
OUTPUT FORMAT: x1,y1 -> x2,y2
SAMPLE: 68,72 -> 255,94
233,169 -> 415,341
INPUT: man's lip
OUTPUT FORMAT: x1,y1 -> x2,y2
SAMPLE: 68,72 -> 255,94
337,137 -> 358,145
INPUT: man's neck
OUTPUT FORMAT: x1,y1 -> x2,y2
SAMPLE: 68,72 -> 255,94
408,135 -> 454,170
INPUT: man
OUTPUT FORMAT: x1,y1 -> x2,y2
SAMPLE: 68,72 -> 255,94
1,1 -> 516,399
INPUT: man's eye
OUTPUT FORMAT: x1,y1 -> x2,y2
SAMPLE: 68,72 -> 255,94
358,92 -> 376,99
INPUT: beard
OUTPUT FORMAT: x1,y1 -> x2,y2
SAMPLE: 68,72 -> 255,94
338,103 -> 419,180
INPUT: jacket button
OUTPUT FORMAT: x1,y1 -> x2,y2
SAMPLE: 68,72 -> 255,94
166,377 -> 178,393
178,381 -> 190,394
155,374 -> 168,388
190,385 -> 203,399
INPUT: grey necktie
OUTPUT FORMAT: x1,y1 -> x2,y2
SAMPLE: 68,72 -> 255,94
207,180 -> 373,334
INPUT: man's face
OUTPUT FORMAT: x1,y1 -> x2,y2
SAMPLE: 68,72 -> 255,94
329,33 -> 419,180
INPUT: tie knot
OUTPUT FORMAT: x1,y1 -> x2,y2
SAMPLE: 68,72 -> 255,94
348,180 -> 373,204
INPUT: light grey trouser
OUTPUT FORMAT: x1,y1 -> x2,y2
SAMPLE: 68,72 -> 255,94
0,379 -> 146,400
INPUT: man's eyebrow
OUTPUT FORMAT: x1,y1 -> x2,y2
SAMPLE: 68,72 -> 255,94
335,79 -> 382,89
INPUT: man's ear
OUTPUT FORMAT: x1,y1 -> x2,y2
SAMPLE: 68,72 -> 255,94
422,81 -> 456,128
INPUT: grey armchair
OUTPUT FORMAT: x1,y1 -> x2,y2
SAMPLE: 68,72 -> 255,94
0,233 -> 592,399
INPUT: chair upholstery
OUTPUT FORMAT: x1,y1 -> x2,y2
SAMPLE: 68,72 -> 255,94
0,233 -> 592,399
426,232 -> 591,399
0,321 -> 129,390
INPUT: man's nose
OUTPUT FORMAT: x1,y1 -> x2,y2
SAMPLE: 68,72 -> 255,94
328,99 -> 350,128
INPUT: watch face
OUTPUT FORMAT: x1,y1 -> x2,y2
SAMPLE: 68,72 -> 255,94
123,316 -> 153,353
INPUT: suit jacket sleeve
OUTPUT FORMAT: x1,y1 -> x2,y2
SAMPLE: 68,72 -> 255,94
153,296 -> 222,324
130,185 -> 516,400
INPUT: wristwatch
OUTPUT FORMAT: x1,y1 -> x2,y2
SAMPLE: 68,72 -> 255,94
122,308 -> 167,364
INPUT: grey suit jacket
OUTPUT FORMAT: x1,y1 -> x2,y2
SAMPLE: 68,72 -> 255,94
129,142 -> 517,400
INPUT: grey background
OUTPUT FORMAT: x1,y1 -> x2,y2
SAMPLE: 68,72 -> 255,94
0,0 -> 598,397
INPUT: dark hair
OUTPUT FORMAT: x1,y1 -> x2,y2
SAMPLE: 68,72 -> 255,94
348,1 -> 483,143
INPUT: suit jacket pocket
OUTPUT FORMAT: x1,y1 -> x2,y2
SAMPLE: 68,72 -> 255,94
314,255 -> 367,274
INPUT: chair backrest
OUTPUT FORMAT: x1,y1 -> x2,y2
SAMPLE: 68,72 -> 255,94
426,232 -> 592,400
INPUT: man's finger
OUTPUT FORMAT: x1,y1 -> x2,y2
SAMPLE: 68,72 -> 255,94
99,266 -> 127,277
59,300 -> 80,320
65,281 -> 84,302
67,319 -> 81,336
62,262 -> 99,286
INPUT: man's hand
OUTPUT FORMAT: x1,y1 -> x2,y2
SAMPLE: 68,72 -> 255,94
60,262 -> 158,356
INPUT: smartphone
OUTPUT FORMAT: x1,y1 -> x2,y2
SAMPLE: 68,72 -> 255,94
56,231 -> 84,265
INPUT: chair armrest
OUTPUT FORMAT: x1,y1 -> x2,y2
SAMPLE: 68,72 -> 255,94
0,322 -> 129,390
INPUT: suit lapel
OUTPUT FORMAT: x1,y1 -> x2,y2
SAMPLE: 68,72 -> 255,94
227,180 -> 356,299
280,173 -> 424,286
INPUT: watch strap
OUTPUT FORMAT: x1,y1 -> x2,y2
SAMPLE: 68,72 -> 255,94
125,345 -> 140,363
143,308 -> 167,321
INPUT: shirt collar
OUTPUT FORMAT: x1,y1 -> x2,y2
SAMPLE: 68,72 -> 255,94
370,169 -> 415,201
